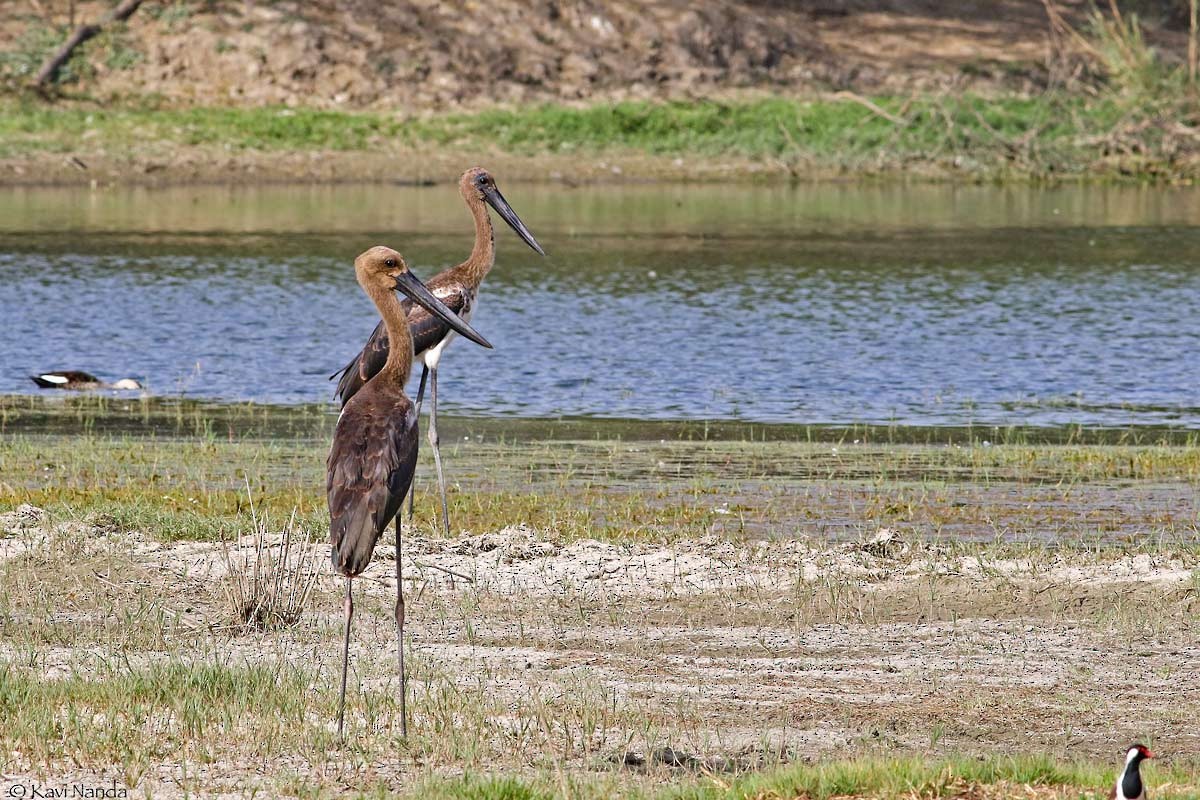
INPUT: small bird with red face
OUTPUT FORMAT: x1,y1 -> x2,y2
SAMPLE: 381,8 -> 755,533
1113,743 -> 1154,800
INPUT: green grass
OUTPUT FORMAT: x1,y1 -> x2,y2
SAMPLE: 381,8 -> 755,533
0,661 -> 314,780
416,755 -> 1200,800
5,428 -> 1200,547
3,393 -> 1200,548
410,95 -> 1121,166
2,648 -> 1197,797
0,91 -> 1196,180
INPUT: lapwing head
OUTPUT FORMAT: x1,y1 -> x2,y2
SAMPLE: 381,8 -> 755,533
1127,743 -> 1154,763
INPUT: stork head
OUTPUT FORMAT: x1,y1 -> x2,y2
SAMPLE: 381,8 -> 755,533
353,246 -> 491,349
460,167 -> 545,256
354,245 -> 411,295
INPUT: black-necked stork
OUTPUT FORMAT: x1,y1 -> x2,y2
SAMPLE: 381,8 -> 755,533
327,245 -> 492,739
331,167 -> 544,536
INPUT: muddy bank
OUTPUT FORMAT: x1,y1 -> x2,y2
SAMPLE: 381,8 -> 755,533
0,146 -> 807,188
1,1 -> 1144,110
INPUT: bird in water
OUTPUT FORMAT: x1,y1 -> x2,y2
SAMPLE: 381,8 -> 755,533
331,167 -> 544,537
30,371 -> 142,390
1113,743 -> 1154,800
327,245 -> 493,739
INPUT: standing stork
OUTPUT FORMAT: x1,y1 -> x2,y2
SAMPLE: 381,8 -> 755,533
327,245 -> 493,739
332,168 -> 544,536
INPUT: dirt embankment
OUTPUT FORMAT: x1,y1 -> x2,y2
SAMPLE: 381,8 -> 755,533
2,1 -> 1195,186
2,0 -> 1190,110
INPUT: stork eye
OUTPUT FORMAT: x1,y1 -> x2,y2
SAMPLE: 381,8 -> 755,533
476,175 -> 487,185
385,258 -> 396,268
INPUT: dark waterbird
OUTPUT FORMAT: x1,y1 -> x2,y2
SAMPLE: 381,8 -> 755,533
31,370 -> 142,390
331,167 -> 544,536
1113,743 -> 1154,800
327,245 -> 492,739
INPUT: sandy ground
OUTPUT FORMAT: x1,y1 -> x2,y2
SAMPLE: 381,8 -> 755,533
2,504 -> 1197,796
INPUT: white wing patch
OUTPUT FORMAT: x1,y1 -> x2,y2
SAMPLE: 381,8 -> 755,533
39,374 -> 68,384
418,291 -> 477,370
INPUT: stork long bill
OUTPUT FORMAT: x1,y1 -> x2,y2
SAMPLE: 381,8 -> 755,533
393,271 -> 493,349
482,184 -> 546,256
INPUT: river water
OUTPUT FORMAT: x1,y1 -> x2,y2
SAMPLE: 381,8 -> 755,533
1,182 -> 1197,428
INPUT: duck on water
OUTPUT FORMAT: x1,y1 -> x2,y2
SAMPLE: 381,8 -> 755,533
30,371 -> 143,391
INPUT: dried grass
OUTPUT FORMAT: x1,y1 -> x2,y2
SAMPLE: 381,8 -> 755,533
219,481 -> 320,632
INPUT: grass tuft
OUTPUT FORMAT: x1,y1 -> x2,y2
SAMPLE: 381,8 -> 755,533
220,486 -> 320,632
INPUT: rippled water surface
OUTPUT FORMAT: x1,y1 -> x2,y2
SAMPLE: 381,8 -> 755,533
1,183 -> 1198,427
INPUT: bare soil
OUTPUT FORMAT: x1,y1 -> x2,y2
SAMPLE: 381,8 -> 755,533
0,145 -> 799,187
2,1 -> 1191,109
2,508 -> 1196,796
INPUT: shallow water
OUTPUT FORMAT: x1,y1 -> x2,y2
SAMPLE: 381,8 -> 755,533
1,183 -> 1198,428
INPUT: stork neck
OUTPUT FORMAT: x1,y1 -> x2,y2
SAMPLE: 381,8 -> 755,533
463,194 -> 495,284
367,284 -> 414,383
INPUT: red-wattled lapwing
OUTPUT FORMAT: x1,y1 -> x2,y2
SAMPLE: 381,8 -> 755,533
1113,743 -> 1154,800
327,245 -> 492,739
30,371 -> 142,390
331,167 -> 544,537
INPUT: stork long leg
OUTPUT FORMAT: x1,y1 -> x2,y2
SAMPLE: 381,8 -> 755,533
406,365 -> 429,523
394,515 -> 408,738
338,576 -> 353,740
427,367 -> 451,537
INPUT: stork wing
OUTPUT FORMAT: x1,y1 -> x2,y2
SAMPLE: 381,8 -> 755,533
406,283 -> 471,357
326,391 -> 418,577
331,320 -> 387,407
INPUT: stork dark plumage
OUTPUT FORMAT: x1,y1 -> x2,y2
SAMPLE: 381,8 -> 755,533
331,167 -> 544,536
327,245 -> 493,739
31,371 -> 142,390
1112,743 -> 1154,800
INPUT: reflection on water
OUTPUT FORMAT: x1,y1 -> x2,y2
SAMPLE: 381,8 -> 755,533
0,183 -> 1198,428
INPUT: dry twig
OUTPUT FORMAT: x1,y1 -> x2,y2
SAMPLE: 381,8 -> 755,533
826,90 -> 907,126
34,0 -> 144,88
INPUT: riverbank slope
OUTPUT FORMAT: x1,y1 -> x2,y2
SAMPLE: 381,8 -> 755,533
2,1 -> 1199,185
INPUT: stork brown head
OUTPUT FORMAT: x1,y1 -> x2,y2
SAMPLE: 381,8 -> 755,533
354,245 -> 492,349
460,167 -> 545,256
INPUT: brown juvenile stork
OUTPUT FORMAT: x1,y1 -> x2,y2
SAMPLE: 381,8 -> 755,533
331,167 -> 544,536
327,245 -> 493,739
